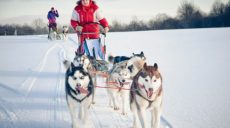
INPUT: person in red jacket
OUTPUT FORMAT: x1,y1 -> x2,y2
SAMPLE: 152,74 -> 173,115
71,0 -> 109,58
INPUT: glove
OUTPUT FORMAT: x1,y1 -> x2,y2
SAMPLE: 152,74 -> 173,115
104,27 -> 109,33
76,26 -> 83,33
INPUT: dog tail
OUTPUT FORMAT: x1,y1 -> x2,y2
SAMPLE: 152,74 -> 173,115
63,60 -> 71,70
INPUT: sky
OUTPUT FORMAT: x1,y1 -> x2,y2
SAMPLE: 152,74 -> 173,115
0,0 -> 229,25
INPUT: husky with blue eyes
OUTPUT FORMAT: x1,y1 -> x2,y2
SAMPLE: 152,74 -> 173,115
65,63 -> 94,128
130,63 -> 163,128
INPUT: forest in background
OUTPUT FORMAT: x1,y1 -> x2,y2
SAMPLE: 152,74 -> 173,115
0,0 -> 229,35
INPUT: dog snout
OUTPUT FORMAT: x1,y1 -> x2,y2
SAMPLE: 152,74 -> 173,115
149,88 -> 153,91
76,83 -> 81,87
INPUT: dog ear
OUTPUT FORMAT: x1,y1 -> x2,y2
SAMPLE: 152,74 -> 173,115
75,51 -> 83,56
69,62 -> 75,72
154,63 -> 158,70
75,51 -> 79,56
143,62 -> 147,69
140,51 -> 144,56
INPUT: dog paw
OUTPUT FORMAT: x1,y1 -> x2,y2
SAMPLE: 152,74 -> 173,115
114,107 -> 120,110
121,112 -> 127,115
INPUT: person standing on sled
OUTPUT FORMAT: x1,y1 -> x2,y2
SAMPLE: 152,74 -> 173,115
71,0 -> 109,60
47,7 -> 59,36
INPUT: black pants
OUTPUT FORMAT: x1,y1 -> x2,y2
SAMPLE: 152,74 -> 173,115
48,23 -> 57,33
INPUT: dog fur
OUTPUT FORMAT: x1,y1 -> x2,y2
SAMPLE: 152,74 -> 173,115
108,51 -> 145,65
65,63 -> 94,128
106,52 -> 146,115
64,52 -> 97,104
126,55 -> 146,78
62,25 -> 69,40
106,60 -> 132,115
130,63 -> 163,128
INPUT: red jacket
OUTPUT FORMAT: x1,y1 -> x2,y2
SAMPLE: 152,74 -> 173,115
71,1 -> 109,43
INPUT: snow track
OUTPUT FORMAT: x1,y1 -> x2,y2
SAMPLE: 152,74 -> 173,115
0,35 -> 173,128
0,98 -> 18,128
1,28 -> 230,128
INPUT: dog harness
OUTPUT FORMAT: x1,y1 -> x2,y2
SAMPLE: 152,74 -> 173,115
65,67 -> 94,103
130,70 -> 162,109
67,85 -> 93,103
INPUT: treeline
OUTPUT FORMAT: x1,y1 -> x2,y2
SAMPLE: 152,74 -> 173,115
110,0 -> 230,32
0,19 -> 48,35
0,18 -> 75,36
0,0 -> 230,35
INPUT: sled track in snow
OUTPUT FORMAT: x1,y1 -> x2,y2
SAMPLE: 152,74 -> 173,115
29,39 -> 174,128
0,98 -> 19,128
60,40 -> 174,128
19,43 -> 61,98
53,47 -> 68,127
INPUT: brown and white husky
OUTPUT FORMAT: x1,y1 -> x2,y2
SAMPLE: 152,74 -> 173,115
130,63 -> 163,128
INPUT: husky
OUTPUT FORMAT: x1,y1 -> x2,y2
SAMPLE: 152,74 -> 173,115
108,51 -> 145,65
106,61 -> 132,115
65,63 -> 94,128
64,51 -> 97,104
130,63 -> 163,128
126,52 -> 146,78
62,25 -> 69,40
106,52 -> 146,114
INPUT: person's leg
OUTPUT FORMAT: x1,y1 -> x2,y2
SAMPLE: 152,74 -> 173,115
48,24 -> 51,38
89,39 -> 104,60
53,23 -> 57,33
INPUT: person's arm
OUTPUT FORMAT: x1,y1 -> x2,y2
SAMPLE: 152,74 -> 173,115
71,9 -> 81,31
47,12 -> 50,19
95,8 -> 109,32
55,10 -> 59,17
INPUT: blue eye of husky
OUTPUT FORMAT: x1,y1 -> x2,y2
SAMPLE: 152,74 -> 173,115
145,79 -> 148,82
80,76 -> 84,79
72,76 -> 77,80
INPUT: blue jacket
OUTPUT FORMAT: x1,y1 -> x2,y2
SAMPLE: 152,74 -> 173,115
47,10 -> 59,23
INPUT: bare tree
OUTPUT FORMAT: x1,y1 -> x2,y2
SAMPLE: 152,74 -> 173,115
31,18 -> 47,34
177,0 -> 204,28
210,0 -> 225,16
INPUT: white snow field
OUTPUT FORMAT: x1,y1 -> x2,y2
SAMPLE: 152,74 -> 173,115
0,27 -> 230,128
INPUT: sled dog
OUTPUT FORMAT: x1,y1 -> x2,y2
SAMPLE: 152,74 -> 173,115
65,63 -> 94,128
63,52 -> 97,104
62,25 -> 69,40
125,52 -> 146,78
106,61 -> 132,115
130,63 -> 163,128
108,51 -> 146,65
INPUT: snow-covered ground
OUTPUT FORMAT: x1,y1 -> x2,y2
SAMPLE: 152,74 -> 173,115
0,28 -> 230,128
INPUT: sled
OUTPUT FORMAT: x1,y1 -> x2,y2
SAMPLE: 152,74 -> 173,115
78,22 -> 109,75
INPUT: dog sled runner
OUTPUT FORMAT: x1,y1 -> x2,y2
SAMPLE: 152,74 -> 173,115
77,22 -> 109,77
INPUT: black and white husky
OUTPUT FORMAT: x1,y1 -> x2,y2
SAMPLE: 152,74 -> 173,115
65,63 -> 94,128
64,52 -> 97,104
130,63 -> 163,128
108,51 -> 146,65
62,25 -> 69,40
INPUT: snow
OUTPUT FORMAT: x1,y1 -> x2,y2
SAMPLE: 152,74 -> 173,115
0,27 -> 230,128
